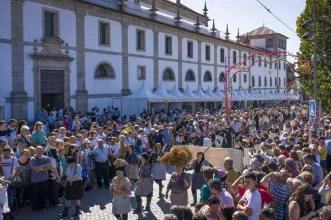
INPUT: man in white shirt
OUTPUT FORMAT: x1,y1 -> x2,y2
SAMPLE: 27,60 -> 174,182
237,172 -> 262,220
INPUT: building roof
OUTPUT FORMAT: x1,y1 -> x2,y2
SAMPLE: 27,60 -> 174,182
166,0 -> 208,18
242,26 -> 289,39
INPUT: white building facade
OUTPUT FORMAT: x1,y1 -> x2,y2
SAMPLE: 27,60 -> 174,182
0,0 -> 288,121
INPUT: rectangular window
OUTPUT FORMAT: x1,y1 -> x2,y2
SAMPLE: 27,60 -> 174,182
266,38 -> 273,47
264,59 -> 267,67
44,10 -> 59,37
99,21 -> 110,46
220,48 -> 225,63
275,77 -> 277,86
252,56 -> 255,66
252,76 -> 255,87
270,77 -> 272,87
274,62 -> 277,69
187,41 -> 193,58
233,51 -> 237,64
264,77 -> 267,87
136,29 -> 145,51
205,45 -> 211,61
244,74 -> 247,83
258,56 -> 261,66
243,54 -> 247,66
137,66 -> 146,80
284,62 -> 286,70
258,76 -> 261,87
279,61 -> 281,70
233,74 -> 237,82
165,36 -> 172,55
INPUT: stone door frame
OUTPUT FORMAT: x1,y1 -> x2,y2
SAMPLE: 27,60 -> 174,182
30,37 -> 74,116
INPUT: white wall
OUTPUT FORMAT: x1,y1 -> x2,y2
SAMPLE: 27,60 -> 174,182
201,42 -> 214,64
0,44 -> 12,98
88,98 -> 113,111
23,2 -> 76,46
128,25 -> 153,56
4,103 -> 11,122
182,63 -> 198,91
0,0 -> 11,40
85,15 -> 122,53
159,60 -> 178,91
182,38 -> 198,62
24,46 -> 37,97
128,57 -> 154,92
158,33 -> 178,59
67,50 -> 77,95
201,65 -> 214,91
85,52 -> 122,94
250,38 -> 266,49
27,101 -> 34,122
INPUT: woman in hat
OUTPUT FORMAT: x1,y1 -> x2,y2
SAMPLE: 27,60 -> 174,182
151,143 -> 166,197
189,152 -> 211,205
59,157 -> 83,217
110,159 -> 131,220
133,152 -> 153,214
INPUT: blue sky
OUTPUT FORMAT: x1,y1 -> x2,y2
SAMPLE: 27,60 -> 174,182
170,0 -> 306,55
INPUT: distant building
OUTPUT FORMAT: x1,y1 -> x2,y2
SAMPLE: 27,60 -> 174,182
0,0 -> 289,121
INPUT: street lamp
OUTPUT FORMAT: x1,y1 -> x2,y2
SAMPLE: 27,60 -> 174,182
301,0 -> 319,136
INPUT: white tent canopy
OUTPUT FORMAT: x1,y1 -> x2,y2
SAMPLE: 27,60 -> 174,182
205,86 -> 221,100
250,90 -> 262,101
168,83 -> 188,99
232,90 -> 245,101
182,84 -> 201,100
254,90 -> 265,101
123,81 -> 164,102
244,90 -> 257,101
153,82 -> 183,102
213,86 -> 225,100
194,84 -> 213,101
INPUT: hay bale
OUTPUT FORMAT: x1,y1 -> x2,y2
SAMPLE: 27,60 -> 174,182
159,146 -> 193,167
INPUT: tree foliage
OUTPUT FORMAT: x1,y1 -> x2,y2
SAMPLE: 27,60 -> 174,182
296,0 -> 331,112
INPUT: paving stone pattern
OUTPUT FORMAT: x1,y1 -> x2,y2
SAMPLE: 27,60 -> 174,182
15,167 -> 200,220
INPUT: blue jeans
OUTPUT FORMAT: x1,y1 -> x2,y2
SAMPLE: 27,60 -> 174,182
7,185 -> 16,212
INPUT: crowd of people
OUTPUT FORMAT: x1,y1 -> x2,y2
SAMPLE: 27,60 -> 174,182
0,103 -> 331,220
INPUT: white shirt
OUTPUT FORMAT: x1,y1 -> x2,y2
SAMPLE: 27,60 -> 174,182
240,189 -> 262,220
1,156 -> 19,180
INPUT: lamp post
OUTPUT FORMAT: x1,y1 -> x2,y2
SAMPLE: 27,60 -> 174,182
302,0 -> 319,136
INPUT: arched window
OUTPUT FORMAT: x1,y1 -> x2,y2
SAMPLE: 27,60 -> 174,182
219,72 -> 225,82
162,68 -> 175,81
258,76 -> 261,87
252,76 -> 255,87
203,71 -> 212,82
264,76 -> 267,87
94,62 -> 115,79
185,70 -> 195,81
270,77 -> 272,87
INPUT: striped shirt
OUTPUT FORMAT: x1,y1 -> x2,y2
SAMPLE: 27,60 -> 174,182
268,181 -> 288,220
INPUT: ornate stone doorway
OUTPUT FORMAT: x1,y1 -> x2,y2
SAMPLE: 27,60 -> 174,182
30,37 -> 74,116
40,70 -> 64,111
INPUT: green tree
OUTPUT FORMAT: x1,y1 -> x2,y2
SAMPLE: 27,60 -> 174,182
296,0 -> 331,112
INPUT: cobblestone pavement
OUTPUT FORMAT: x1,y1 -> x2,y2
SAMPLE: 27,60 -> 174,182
15,167 -> 200,220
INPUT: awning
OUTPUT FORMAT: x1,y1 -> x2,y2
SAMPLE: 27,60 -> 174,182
213,86 -> 225,100
194,84 -> 214,101
205,86 -> 221,101
182,84 -> 201,101
123,81 -> 164,102
153,82 -> 183,102
243,90 -> 256,101
232,90 -> 245,101
168,83 -> 189,99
